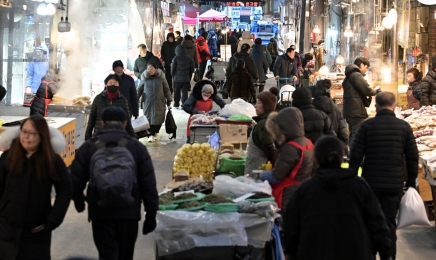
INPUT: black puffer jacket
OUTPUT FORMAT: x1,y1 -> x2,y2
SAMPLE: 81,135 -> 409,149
85,91 -> 135,140
161,33 -> 180,66
273,54 -> 297,78
119,73 -> 139,118
133,52 -> 163,79
71,125 -> 158,221
284,168 -> 392,260
30,81 -> 59,116
225,51 -> 259,81
171,45 -> 195,83
295,104 -> 335,144
342,64 -> 377,118
420,70 -> 436,106
0,85 -> 6,102
349,109 -> 419,192
251,44 -> 269,83
183,80 -> 226,114
182,37 -> 198,67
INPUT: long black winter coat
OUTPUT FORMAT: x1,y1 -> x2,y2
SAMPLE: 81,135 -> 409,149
161,34 -> 180,66
228,34 -> 238,56
30,81 -> 59,117
284,168 -> 392,260
349,109 -> 419,192
225,51 -> 259,81
171,45 -> 195,83
85,91 -> 135,140
420,69 -> 436,106
273,54 -> 297,78
251,44 -> 269,83
181,39 -> 198,67
342,64 -> 377,118
296,104 -> 335,144
133,52 -> 163,79
183,80 -> 226,114
119,73 -> 139,118
71,125 -> 158,221
313,96 -> 348,144
0,151 -> 72,260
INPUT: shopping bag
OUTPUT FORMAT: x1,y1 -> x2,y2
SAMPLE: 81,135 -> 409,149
397,188 -> 432,229
165,109 -> 177,139
213,175 -> 272,198
132,115 -> 150,132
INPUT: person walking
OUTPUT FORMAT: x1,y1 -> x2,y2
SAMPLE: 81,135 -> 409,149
244,87 -> 279,175
267,38 -> 279,72
349,92 -> 419,260
284,136 -> 392,260
182,35 -> 198,68
207,29 -> 218,57
113,60 -> 139,119
0,115 -> 72,260
273,48 -> 298,88
228,32 -> 238,56
195,32 -> 213,81
225,59 -> 256,102
292,87 -> 335,144
183,81 -> 225,143
420,56 -> 436,106
251,40 -> 269,92
175,30 -> 183,44
71,106 -> 158,260
254,38 -> 272,67
259,107 -> 314,213
342,57 -> 380,147
311,79 -> 348,145
138,63 -> 173,143
134,44 -> 163,79
171,45 -> 195,109
161,33 -> 180,94
86,74 -> 135,140
237,31 -> 254,53
226,43 -> 259,82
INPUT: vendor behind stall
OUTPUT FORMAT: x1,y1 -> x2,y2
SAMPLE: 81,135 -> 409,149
244,87 -> 279,175
260,107 -> 314,213
183,80 -> 226,144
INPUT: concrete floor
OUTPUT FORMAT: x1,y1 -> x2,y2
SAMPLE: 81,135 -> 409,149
51,78 -> 436,259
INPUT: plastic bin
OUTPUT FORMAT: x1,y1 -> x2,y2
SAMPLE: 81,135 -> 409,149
218,156 -> 247,176
190,124 -> 219,144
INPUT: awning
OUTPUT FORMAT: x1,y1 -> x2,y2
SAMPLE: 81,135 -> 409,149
183,1 -> 201,18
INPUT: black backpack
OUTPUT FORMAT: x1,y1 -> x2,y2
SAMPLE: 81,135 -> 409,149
165,109 -> 177,139
89,137 -> 137,208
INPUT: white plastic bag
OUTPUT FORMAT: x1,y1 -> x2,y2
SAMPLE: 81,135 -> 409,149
278,85 -> 295,102
397,188 -> 432,229
132,115 -> 150,132
220,104 -> 231,117
212,175 -> 272,198
228,99 -> 256,117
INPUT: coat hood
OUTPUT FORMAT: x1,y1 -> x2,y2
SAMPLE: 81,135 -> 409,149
166,33 -> 176,41
0,126 -> 66,154
146,68 -> 165,79
192,80 -> 218,101
195,36 -> 207,45
266,107 -> 305,146
234,51 -> 250,59
345,64 -> 362,77
242,31 -> 252,39
175,44 -> 187,55
182,39 -> 195,48
313,96 -> 334,114
251,44 -> 263,53
313,168 -> 356,191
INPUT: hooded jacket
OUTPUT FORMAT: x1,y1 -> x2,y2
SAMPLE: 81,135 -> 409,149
273,54 -> 297,78
207,31 -> 218,50
226,51 -> 259,81
161,33 -> 180,66
225,67 -> 255,101
228,34 -> 238,56
420,69 -> 436,106
265,107 -> 314,212
133,51 -> 163,79
237,31 -> 254,53
195,36 -> 212,63
85,90 -> 135,140
171,45 -> 195,83
267,38 -> 279,58
138,69 -> 172,125
182,37 -> 199,67
26,52 -> 49,93
284,168 -> 392,260
183,80 -> 226,114
251,44 -> 269,83
407,73 -> 422,109
30,80 -> 60,117
342,64 -> 377,118
119,73 -> 139,118
349,109 -> 419,192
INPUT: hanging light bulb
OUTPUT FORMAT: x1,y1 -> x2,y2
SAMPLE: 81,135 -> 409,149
336,55 -> 345,64
382,16 -> 393,29
344,26 -> 354,38
313,25 -> 320,34
434,10 -> 436,19
319,65 -> 329,75
37,2 -> 47,16
46,3 -> 56,16
388,7 -> 397,25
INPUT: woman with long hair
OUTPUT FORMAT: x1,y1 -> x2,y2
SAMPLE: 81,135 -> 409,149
225,59 -> 256,102
0,115 -> 72,260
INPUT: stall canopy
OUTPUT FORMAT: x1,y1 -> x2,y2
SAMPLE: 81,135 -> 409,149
182,1 -> 201,18
183,9 -> 227,25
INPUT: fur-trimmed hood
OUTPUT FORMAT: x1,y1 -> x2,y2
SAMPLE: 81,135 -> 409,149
192,80 -> 219,101
266,107 -> 305,146
0,126 -> 66,154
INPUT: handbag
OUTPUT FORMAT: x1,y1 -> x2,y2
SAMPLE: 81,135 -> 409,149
193,69 -> 201,82
165,108 -> 177,139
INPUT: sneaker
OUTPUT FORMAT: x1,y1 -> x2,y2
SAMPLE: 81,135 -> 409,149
148,136 -> 155,143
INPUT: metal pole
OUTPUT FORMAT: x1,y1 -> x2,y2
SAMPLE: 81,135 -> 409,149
299,0 -> 307,52
391,0 -> 398,89
6,9 -> 14,105
150,0 -> 155,53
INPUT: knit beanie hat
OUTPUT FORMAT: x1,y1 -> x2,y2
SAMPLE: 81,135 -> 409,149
101,106 -> 126,123
432,56 -> 436,71
112,60 -> 124,70
184,35 -> 193,41
292,87 -> 312,108
257,87 -> 279,114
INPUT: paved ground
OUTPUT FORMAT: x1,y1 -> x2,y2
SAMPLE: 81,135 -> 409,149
51,77 -> 436,259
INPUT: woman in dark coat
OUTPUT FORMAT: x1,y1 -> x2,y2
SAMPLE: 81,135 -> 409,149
85,74 -> 135,140
30,74 -> 59,117
0,115 -> 72,260
228,32 -> 238,56
284,136 -> 392,260
225,59 -> 256,102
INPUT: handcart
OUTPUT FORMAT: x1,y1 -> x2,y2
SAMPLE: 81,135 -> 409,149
205,58 -> 227,92
277,78 -> 297,110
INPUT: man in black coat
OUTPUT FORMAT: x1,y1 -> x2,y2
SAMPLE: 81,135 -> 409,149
273,48 -> 298,87
113,60 -> 139,119
134,44 -> 163,79
420,56 -> 436,106
171,45 -> 194,109
0,85 -> 6,102
349,92 -> 419,260
161,33 -> 180,94
71,106 -> 158,260
342,57 -> 380,147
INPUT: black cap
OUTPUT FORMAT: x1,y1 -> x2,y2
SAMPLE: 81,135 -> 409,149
101,106 -> 127,123
112,60 -> 124,70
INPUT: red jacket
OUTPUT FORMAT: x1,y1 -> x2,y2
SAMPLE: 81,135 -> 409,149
195,37 -> 212,63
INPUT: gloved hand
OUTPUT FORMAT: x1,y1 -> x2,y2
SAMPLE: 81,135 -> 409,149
167,101 -> 171,107
142,215 -> 157,235
405,179 -> 416,189
275,76 -> 280,81
375,86 -> 382,93
74,198 -> 86,213
192,110 -> 205,115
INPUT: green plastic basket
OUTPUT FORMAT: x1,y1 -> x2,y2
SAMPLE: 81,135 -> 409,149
176,202 -> 207,212
205,203 -> 239,213
172,193 -> 206,204
218,156 -> 247,177
246,197 -> 275,203
158,204 -> 178,211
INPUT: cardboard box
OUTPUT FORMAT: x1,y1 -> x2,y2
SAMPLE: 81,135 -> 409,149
219,124 -> 248,143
